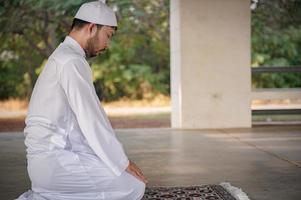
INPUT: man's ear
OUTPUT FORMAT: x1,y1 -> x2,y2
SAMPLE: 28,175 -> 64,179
87,23 -> 98,37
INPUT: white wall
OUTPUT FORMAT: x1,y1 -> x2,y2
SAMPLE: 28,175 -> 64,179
170,0 -> 251,129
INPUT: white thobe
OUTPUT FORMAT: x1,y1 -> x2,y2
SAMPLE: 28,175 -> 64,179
15,36 -> 145,200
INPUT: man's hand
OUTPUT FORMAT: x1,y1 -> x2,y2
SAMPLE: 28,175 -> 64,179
126,160 -> 148,184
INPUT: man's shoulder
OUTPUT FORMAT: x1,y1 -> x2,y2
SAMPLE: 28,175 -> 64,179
50,44 -> 86,67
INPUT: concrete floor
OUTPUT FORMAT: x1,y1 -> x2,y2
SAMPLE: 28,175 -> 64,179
0,125 -> 300,200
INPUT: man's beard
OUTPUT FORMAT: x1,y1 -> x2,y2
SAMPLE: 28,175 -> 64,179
84,35 -> 105,58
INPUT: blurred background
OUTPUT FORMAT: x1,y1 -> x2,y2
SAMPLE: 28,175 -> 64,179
0,0 -> 300,132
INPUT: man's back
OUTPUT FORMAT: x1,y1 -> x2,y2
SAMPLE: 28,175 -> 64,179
24,36 -> 93,154
26,36 -> 88,128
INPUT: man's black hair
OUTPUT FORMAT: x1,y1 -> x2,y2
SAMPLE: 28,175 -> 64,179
70,18 -> 117,31
70,18 -> 103,31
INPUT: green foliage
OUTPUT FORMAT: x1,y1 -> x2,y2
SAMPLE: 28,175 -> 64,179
251,0 -> 301,88
1,0 -> 300,101
91,0 -> 170,101
0,0 -> 88,100
0,0 -> 169,101
92,0 -> 170,101
0,60 -> 20,99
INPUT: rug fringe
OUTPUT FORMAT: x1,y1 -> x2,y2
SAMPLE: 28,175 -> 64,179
219,182 -> 251,200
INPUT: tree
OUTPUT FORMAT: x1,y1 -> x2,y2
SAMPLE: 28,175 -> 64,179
92,0 -> 170,101
0,0 -> 170,101
251,0 -> 301,88
0,0 -> 87,99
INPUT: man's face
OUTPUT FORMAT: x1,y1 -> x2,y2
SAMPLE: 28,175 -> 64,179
85,25 -> 115,58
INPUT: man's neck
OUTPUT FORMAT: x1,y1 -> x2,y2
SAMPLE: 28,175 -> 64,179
68,32 -> 86,50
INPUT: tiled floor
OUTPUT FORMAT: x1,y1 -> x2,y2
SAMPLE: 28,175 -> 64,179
1,125 -> 300,200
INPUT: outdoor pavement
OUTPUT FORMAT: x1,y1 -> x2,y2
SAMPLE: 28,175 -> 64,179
0,125 -> 300,200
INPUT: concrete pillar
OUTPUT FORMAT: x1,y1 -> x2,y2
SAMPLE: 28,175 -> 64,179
170,0 -> 251,129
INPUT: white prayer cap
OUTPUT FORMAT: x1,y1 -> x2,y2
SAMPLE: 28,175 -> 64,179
74,0 -> 117,27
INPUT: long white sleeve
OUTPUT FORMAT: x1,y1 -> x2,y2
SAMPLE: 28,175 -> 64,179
59,58 -> 129,176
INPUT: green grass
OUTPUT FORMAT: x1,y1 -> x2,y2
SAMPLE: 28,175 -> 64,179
109,113 -> 171,120
110,112 -> 301,123
252,114 -> 301,122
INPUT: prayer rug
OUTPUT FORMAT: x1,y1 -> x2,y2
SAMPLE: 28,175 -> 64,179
142,182 -> 250,200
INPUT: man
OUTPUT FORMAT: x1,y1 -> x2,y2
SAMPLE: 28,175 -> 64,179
16,1 -> 147,200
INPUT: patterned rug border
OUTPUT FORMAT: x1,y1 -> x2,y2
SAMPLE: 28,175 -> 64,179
145,184 -> 220,188
143,182 -> 251,200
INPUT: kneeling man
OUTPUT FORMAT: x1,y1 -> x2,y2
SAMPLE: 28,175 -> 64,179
16,1 -> 147,200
